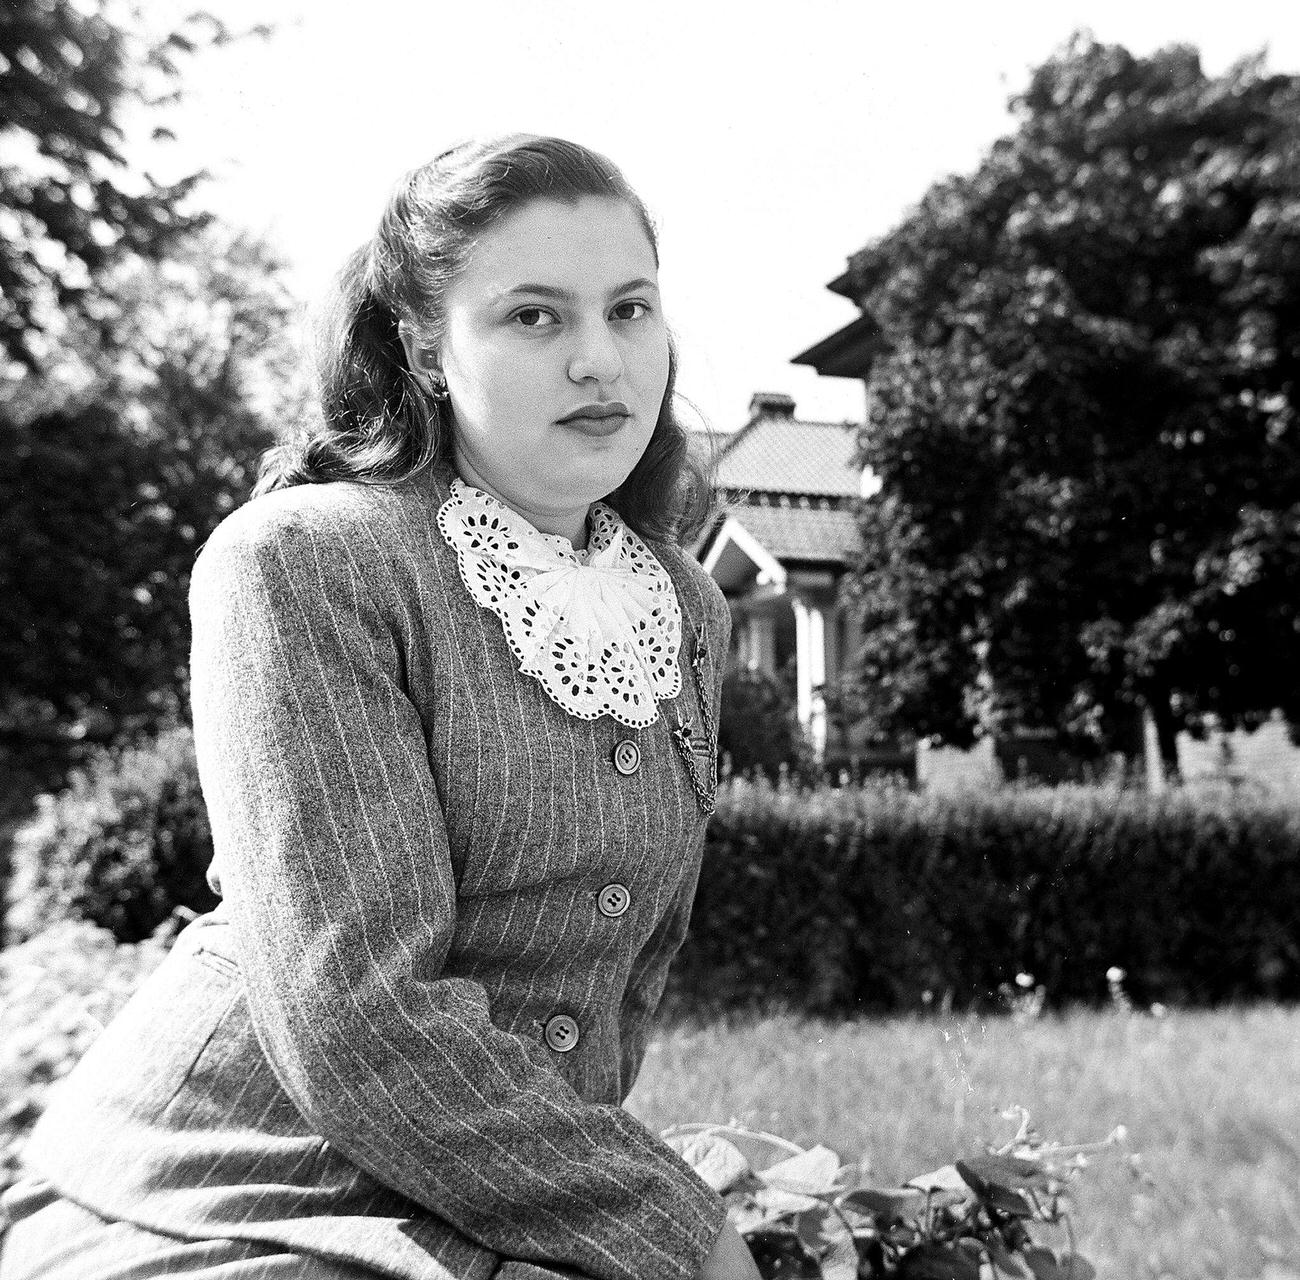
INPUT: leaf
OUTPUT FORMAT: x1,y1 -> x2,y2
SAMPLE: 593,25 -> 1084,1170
839,1185 -> 929,1222
899,1241 -> 985,1280
1021,1248 -> 1062,1280
955,1162 -> 1035,1217
907,1163 -> 970,1193
884,1223 -> 923,1248
665,1131 -> 752,1193
1056,1258 -> 1095,1280
1021,1248 -> 1096,1280
753,1184 -> 823,1217
729,1184 -> 816,1236
760,1144 -> 844,1195
903,1164 -> 972,1211
794,1205 -> 858,1280
727,1200 -> 764,1236
957,1154 -> 1054,1193
985,1243 -> 1034,1279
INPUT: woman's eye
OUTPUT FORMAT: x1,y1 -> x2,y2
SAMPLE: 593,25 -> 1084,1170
611,300 -> 650,321
513,307 -> 557,328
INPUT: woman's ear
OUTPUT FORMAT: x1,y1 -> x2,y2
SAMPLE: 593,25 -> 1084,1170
397,320 -> 442,381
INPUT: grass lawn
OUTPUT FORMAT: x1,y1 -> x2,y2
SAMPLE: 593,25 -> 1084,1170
626,1006 -> 1300,1280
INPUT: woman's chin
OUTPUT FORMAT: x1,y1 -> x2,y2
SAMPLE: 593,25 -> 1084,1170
549,459 -> 641,507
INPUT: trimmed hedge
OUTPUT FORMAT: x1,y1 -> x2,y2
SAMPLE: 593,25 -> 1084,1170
669,778 -> 1300,1014
3,727 -> 217,946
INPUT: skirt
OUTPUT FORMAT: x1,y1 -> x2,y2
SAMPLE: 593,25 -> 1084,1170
0,1178 -> 378,1280
0,1180 -> 574,1280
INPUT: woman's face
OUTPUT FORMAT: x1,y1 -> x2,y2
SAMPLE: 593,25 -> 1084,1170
428,196 -> 670,544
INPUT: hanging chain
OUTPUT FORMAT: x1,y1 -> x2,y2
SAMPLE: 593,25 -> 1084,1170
670,625 -> 717,815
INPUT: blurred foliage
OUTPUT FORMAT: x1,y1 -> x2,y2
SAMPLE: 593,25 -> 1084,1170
4,726 -> 216,946
0,919 -> 171,1197
0,2 -> 307,756
669,777 -> 1300,1016
841,34 -> 1300,776
0,228 -> 308,743
718,663 -> 815,779
0,0 -> 262,368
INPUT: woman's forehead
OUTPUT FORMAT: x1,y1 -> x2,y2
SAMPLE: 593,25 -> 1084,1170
457,196 -> 659,298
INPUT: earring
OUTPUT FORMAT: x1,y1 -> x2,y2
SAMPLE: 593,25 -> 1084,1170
427,375 -> 450,403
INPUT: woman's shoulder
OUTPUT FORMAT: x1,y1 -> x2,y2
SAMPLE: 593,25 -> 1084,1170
197,476 -> 436,572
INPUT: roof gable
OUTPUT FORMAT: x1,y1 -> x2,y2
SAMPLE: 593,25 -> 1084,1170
724,502 -> 860,566
715,413 -> 861,498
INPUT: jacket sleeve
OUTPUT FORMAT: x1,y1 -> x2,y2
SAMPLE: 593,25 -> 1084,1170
188,504 -> 725,1280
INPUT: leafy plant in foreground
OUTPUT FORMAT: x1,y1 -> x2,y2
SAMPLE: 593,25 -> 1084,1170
665,1111 -> 1121,1278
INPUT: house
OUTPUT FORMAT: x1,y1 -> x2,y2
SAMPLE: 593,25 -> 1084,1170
787,265 -> 882,383
695,391 -> 867,759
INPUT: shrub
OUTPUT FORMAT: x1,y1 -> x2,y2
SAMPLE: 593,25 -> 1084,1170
718,665 -> 814,778
8,723 -> 1298,1023
670,778 -> 1300,1015
4,726 -> 216,945
0,919 -> 171,1195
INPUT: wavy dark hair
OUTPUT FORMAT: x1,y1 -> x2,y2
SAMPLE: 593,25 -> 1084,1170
255,134 -> 714,542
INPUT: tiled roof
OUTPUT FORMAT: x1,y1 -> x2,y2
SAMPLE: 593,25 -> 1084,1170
724,501 -> 860,565
715,415 -> 861,498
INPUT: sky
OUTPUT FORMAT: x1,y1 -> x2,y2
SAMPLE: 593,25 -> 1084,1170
144,0 -> 1300,434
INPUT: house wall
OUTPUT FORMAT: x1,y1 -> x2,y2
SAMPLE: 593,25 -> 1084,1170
1177,714 -> 1300,798
913,715 -> 1300,798
913,738 -> 1002,792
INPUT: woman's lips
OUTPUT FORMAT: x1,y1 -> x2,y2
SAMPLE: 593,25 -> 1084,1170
561,413 -> 629,437
557,403 -> 631,437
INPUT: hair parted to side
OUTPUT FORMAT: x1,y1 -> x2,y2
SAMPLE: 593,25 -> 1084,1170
254,134 -> 715,543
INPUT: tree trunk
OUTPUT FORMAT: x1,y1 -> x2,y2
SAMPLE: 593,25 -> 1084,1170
1144,690 -> 1182,789
1108,702 -> 1147,786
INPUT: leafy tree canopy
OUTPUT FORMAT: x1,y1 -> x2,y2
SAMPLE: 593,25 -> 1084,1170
0,2 -> 301,757
0,0 -> 259,370
843,34 -> 1300,770
0,228 -> 309,741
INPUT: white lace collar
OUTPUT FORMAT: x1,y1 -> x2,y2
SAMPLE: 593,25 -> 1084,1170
436,478 -> 682,727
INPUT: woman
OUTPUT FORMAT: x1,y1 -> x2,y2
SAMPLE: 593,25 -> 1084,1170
1,136 -> 760,1280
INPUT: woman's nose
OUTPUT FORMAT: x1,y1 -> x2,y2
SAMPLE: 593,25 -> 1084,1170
567,320 -> 623,384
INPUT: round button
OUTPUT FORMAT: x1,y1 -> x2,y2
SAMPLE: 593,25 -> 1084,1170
612,740 -> 641,776
597,883 -> 631,918
543,1014 -> 580,1054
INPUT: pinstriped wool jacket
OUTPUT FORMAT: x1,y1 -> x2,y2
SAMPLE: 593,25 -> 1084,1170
20,462 -> 730,1279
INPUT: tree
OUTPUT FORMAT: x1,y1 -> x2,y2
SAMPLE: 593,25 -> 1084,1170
0,1 -> 295,763
841,35 -> 1300,776
0,0 -> 241,370
0,229 -> 309,742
